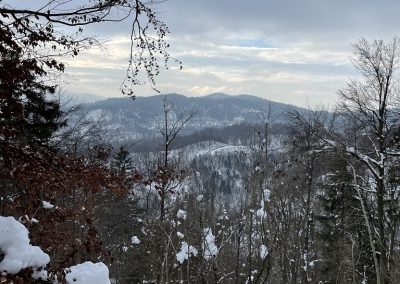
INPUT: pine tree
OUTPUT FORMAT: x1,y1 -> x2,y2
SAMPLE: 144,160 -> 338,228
112,146 -> 133,174
0,34 -> 65,145
316,153 -> 372,283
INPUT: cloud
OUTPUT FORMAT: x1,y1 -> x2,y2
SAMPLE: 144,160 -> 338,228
55,0 -> 400,107
188,86 -> 235,95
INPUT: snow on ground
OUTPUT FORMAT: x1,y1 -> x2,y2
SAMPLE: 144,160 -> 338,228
176,242 -> 198,264
0,216 -> 50,275
176,141 -> 252,162
65,261 -> 111,284
202,228 -> 219,259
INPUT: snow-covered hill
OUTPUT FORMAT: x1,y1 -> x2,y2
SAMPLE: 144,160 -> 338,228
79,93 -> 304,140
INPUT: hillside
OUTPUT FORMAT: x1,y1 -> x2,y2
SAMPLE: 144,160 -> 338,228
80,93 -> 305,140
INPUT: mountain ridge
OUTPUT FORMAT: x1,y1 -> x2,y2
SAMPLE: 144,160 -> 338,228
79,93 -> 306,140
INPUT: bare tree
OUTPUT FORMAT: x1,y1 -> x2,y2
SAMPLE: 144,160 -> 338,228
157,95 -> 196,220
335,37 -> 400,283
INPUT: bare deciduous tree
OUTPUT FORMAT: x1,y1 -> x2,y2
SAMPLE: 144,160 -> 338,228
337,37 -> 400,283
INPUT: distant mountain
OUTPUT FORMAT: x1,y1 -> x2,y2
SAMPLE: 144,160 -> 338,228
80,93 -> 306,140
204,93 -> 232,99
71,92 -> 108,103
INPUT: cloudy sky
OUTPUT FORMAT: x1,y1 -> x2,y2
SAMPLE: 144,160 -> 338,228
62,0 -> 400,107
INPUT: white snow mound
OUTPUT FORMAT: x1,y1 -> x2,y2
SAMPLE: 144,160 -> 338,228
0,216 -> 50,275
65,261 -> 111,284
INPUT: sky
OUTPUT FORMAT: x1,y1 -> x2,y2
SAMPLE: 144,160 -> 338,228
57,0 -> 400,107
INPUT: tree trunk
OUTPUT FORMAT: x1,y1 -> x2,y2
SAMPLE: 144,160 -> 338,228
377,176 -> 386,283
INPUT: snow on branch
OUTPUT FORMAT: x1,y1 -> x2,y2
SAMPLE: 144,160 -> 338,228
202,228 -> 219,259
323,139 -> 383,180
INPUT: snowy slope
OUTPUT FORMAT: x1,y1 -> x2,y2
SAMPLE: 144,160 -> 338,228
78,93 -> 302,139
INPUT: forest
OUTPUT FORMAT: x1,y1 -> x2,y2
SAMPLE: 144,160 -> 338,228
1,1 -> 400,284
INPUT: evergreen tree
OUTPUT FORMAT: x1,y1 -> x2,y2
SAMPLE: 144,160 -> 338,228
0,33 -> 65,145
112,146 -> 133,174
316,153 -> 370,283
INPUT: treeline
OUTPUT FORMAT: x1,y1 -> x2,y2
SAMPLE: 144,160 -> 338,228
116,122 -> 289,153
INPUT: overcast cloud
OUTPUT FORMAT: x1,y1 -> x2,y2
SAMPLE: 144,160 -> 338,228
61,0 -> 400,107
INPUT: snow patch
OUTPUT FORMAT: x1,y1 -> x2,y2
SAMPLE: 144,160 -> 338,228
176,242 -> 198,264
131,236 -> 140,245
65,261 -> 111,284
260,244 -> 268,259
202,228 -> 218,259
176,209 -> 187,220
42,200 -> 54,209
0,216 -> 50,275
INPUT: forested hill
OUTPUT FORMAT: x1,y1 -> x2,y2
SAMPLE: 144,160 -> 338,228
81,93 -> 306,139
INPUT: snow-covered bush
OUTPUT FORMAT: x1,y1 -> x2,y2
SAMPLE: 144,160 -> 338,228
0,216 -> 50,276
65,261 -> 111,284
0,216 -> 112,284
